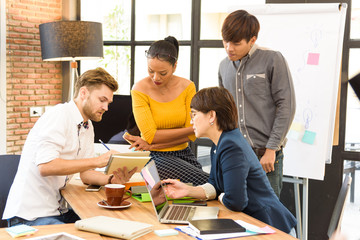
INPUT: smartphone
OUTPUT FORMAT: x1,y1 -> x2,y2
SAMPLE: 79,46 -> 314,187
85,184 -> 102,192
122,132 -> 135,145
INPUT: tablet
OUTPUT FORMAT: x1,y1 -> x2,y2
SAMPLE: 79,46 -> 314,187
105,154 -> 150,174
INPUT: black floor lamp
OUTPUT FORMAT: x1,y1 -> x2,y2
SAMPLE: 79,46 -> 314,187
39,21 -> 103,100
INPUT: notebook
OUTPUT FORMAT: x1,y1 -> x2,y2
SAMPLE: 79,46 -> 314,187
140,160 -> 219,224
75,216 -> 153,240
188,218 -> 245,235
104,154 -> 150,174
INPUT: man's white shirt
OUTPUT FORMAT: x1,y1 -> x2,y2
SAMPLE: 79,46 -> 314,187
3,101 -> 94,221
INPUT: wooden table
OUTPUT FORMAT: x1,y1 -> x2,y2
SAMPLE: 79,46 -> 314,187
0,223 -> 104,239
59,178 -> 297,240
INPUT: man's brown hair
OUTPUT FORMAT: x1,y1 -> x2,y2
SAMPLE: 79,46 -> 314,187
74,67 -> 118,97
222,10 -> 260,43
191,87 -> 238,131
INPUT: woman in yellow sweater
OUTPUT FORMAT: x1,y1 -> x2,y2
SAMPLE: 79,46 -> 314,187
125,36 -> 209,186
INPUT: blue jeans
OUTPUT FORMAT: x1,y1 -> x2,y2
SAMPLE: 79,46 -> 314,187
254,149 -> 283,198
7,209 -> 80,227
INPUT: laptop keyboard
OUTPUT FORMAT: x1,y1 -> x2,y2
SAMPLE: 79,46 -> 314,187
165,205 -> 195,221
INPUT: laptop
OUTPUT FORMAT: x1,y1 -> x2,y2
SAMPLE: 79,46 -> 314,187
140,160 -> 219,224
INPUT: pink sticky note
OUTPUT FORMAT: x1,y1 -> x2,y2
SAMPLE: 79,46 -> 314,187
307,53 -> 320,65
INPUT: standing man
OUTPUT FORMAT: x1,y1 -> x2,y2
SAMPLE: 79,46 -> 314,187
3,68 -> 137,226
218,10 -> 296,198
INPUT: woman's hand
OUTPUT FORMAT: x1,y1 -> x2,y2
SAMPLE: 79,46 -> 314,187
162,179 -> 191,199
125,134 -> 151,151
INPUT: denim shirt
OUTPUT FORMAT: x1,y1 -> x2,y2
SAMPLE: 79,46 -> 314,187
218,44 -> 296,150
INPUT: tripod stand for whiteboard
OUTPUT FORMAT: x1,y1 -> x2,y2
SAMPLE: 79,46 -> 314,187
283,176 -> 308,240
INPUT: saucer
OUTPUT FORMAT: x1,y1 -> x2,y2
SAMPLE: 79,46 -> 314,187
97,200 -> 132,209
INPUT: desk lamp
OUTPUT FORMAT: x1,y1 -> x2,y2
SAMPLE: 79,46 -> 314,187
39,21 -> 103,100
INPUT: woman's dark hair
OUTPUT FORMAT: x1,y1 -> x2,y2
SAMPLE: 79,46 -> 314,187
145,36 -> 179,66
222,10 -> 260,43
191,87 -> 238,131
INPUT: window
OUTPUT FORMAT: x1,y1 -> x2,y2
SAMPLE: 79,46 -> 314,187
81,0 -> 131,94
350,0 -> 360,39
345,49 -> 360,152
135,0 -> 191,41
198,0 -> 265,90
200,0 -> 264,40
81,0 -> 267,94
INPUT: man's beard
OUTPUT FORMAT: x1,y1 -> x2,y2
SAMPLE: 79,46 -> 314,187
83,102 -> 103,122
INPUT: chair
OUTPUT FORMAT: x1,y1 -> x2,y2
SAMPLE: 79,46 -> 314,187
0,154 -> 21,227
327,174 -> 352,238
92,95 -> 133,143
343,160 -> 356,202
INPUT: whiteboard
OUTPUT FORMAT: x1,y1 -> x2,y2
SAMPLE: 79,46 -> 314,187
229,4 -> 347,180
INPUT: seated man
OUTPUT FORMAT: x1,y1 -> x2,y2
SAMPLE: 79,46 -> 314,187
3,68 -> 136,227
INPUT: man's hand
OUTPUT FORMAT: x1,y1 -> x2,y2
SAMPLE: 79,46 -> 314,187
97,150 -> 119,168
259,149 -> 276,173
111,166 -> 138,184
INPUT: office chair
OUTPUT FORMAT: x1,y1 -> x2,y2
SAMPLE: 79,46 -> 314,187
0,154 -> 21,227
92,95 -> 133,143
327,174 -> 352,238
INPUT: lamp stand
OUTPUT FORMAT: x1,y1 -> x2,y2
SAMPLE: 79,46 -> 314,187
69,60 -> 79,100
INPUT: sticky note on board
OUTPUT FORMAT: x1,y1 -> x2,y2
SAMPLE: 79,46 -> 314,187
302,130 -> 316,145
287,129 -> 301,140
290,122 -> 303,132
307,53 -> 320,65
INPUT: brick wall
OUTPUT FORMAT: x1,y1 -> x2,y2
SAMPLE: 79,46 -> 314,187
6,0 -> 63,154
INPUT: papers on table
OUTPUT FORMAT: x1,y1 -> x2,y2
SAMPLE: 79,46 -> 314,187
175,220 -> 276,240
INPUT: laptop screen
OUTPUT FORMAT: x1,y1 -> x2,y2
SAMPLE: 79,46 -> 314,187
141,160 -> 167,215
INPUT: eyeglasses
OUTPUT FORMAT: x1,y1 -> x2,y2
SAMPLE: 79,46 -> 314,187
145,50 -> 177,62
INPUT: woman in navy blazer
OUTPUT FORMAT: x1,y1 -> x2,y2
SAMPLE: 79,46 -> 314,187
163,87 -> 296,235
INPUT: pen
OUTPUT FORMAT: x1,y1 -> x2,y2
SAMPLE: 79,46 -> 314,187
99,139 -> 110,151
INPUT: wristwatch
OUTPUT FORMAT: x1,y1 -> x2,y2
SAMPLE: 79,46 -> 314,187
108,174 -> 114,184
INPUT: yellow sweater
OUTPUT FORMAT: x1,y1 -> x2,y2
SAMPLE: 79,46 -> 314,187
131,83 -> 196,152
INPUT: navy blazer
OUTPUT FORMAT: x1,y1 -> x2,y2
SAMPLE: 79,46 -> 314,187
208,129 -> 296,233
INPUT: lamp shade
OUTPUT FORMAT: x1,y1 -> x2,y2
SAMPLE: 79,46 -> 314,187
39,21 -> 103,61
